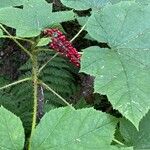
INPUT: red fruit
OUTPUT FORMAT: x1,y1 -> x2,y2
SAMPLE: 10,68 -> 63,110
44,28 -> 81,67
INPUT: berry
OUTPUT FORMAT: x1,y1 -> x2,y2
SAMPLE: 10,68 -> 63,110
44,29 -> 81,67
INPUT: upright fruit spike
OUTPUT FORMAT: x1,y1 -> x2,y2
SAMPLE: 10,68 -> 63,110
44,29 -> 81,67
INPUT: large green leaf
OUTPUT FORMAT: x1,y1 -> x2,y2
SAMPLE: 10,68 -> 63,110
0,0 -> 75,37
0,106 -> 24,150
60,0 -> 149,10
110,0 -> 150,5
120,111 -> 150,150
136,0 -> 150,5
60,0 -> 111,10
81,1 -> 150,128
30,107 -> 118,150
0,0 -> 27,8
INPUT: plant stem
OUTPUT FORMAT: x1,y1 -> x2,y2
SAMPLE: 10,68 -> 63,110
1,35 -> 34,44
0,77 -> 31,90
41,82 -> 74,110
32,56 -> 38,129
0,24 -> 33,59
38,52 -> 59,75
70,23 -> 86,43
28,54 -> 38,149
113,139 -> 125,146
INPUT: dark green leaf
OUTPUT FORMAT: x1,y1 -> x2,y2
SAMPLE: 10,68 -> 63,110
120,111 -> 150,150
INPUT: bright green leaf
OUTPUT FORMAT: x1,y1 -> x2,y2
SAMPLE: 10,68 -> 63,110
0,0 -> 27,8
81,1 -> 150,128
0,0 -> 75,37
37,38 -> 51,47
120,111 -> 150,150
0,106 -> 24,150
60,0 -> 111,10
30,107 -> 118,150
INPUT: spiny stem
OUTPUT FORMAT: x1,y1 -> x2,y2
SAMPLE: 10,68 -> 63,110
32,58 -> 38,129
0,24 -> 33,59
41,82 -> 74,110
0,77 -> 31,90
1,35 -> 34,44
70,23 -> 86,43
28,55 -> 38,149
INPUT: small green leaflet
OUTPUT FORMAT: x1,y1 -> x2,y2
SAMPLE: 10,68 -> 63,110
37,38 -> 51,47
81,1 -> 150,129
120,110 -> 150,150
0,106 -> 25,150
0,0 -> 75,37
30,107 -> 118,150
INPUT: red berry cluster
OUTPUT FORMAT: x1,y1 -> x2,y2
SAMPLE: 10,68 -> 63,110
44,29 -> 81,67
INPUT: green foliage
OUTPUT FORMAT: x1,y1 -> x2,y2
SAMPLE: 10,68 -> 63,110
0,106 -> 25,150
37,38 -> 52,47
0,0 -> 75,37
20,51 -> 79,105
60,0 -> 150,10
0,0 -> 27,8
0,0 -> 150,149
10,81 -> 33,132
0,107 -> 133,150
0,76 -> 33,133
120,110 -> 150,149
60,0 -> 111,10
30,107 -> 118,150
81,1 -> 150,128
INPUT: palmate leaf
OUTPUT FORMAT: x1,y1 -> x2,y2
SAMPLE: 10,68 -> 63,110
60,0 -> 149,10
60,0 -> 111,10
0,0 -> 27,8
120,110 -> 150,150
80,1 -> 150,128
0,0 -> 75,37
0,106 -> 25,150
30,107 -> 119,150
60,0 -> 149,11
110,0 -> 150,5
